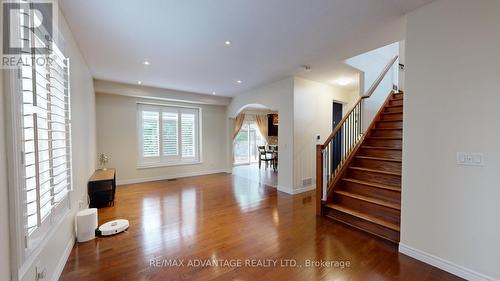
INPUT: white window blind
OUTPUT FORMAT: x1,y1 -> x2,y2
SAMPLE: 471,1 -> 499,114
162,112 -> 178,156
138,104 -> 200,167
141,111 -> 160,157
16,7 -> 72,246
181,113 -> 195,158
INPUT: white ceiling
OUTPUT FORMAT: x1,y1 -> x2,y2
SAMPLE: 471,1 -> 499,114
59,0 -> 432,97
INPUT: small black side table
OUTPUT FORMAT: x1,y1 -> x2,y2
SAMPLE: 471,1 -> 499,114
88,169 -> 116,208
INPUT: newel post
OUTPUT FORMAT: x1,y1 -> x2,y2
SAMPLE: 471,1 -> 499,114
316,144 -> 323,216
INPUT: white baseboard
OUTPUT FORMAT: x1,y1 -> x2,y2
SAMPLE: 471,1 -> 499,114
116,169 -> 229,185
277,185 -> 316,195
277,185 -> 293,194
399,243 -> 497,281
291,185 -> 316,195
50,238 -> 75,281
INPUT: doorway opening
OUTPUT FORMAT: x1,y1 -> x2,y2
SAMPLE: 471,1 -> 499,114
331,101 -> 344,173
231,108 -> 278,188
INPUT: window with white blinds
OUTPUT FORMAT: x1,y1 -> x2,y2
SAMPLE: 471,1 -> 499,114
137,104 -> 200,167
15,7 -> 72,247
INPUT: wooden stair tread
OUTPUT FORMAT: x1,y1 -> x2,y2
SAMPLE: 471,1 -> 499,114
349,166 -> 402,176
379,119 -> 403,122
342,178 -> 401,191
325,203 -> 400,232
386,105 -> 403,108
377,119 -> 402,122
367,136 -> 402,139
355,155 -> 402,163
361,146 -> 402,150
392,97 -> 403,101
372,127 -> 403,130
334,190 -> 400,210
382,111 -> 403,115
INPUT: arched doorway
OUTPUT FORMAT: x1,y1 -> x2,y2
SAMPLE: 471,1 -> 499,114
231,104 -> 278,187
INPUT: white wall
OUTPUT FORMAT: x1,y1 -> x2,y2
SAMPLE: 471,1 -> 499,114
398,40 -> 406,91
96,92 -> 228,184
228,77 -> 295,193
293,77 -> 358,190
402,0 -> 500,280
2,7 -> 96,281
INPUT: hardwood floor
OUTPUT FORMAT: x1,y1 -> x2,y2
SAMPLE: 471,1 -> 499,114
60,173 -> 462,281
232,163 -> 278,187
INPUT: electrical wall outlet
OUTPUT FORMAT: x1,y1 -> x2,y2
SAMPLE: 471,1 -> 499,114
457,152 -> 485,166
35,263 -> 46,280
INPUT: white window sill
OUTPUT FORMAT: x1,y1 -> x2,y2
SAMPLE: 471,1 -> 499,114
137,160 -> 203,169
19,196 -> 71,279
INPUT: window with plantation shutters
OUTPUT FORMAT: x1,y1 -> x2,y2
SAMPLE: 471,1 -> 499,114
10,5 -> 72,251
137,104 -> 200,167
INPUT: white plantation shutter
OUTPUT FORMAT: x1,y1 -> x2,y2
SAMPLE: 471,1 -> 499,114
162,112 -> 178,156
141,111 -> 160,157
138,104 -> 200,166
181,113 -> 195,158
16,8 -> 72,243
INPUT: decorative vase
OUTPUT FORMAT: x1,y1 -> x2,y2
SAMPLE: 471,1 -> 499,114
98,153 -> 109,170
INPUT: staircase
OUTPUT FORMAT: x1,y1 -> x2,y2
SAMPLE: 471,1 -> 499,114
322,92 -> 403,242
316,56 -> 403,243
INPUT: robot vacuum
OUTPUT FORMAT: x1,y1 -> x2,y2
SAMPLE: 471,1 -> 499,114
96,219 -> 129,236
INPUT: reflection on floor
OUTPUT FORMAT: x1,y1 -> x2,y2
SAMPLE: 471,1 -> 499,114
232,163 -> 278,187
60,173 -> 462,281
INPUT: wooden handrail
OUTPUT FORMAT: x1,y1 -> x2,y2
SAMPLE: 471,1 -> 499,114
363,55 -> 399,99
321,55 -> 398,147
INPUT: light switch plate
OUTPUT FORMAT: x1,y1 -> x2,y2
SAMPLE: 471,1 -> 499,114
457,152 -> 484,166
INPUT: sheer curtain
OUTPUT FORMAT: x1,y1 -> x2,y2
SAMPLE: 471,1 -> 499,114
254,115 -> 269,143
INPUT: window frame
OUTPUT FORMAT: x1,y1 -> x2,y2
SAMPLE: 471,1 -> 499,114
136,102 -> 202,168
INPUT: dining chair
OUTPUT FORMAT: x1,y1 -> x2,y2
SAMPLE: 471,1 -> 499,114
258,145 -> 273,169
269,145 -> 278,171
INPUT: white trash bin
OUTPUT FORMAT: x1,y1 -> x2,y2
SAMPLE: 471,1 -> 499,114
76,208 -> 98,242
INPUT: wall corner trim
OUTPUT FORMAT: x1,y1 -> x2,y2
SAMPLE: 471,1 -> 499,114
277,185 -> 293,195
398,243 -> 497,281
50,238 -> 75,281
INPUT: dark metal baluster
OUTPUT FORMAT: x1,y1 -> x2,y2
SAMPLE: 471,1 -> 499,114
325,144 -> 328,184
342,123 -> 345,163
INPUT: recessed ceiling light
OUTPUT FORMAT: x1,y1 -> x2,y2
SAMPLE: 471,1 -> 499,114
137,81 -> 142,85
301,65 -> 311,71
225,40 -> 232,45
334,78 -> 352,86
212,91 -> 216,95
143,60 -> 150,65
236,80 -> 242,84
